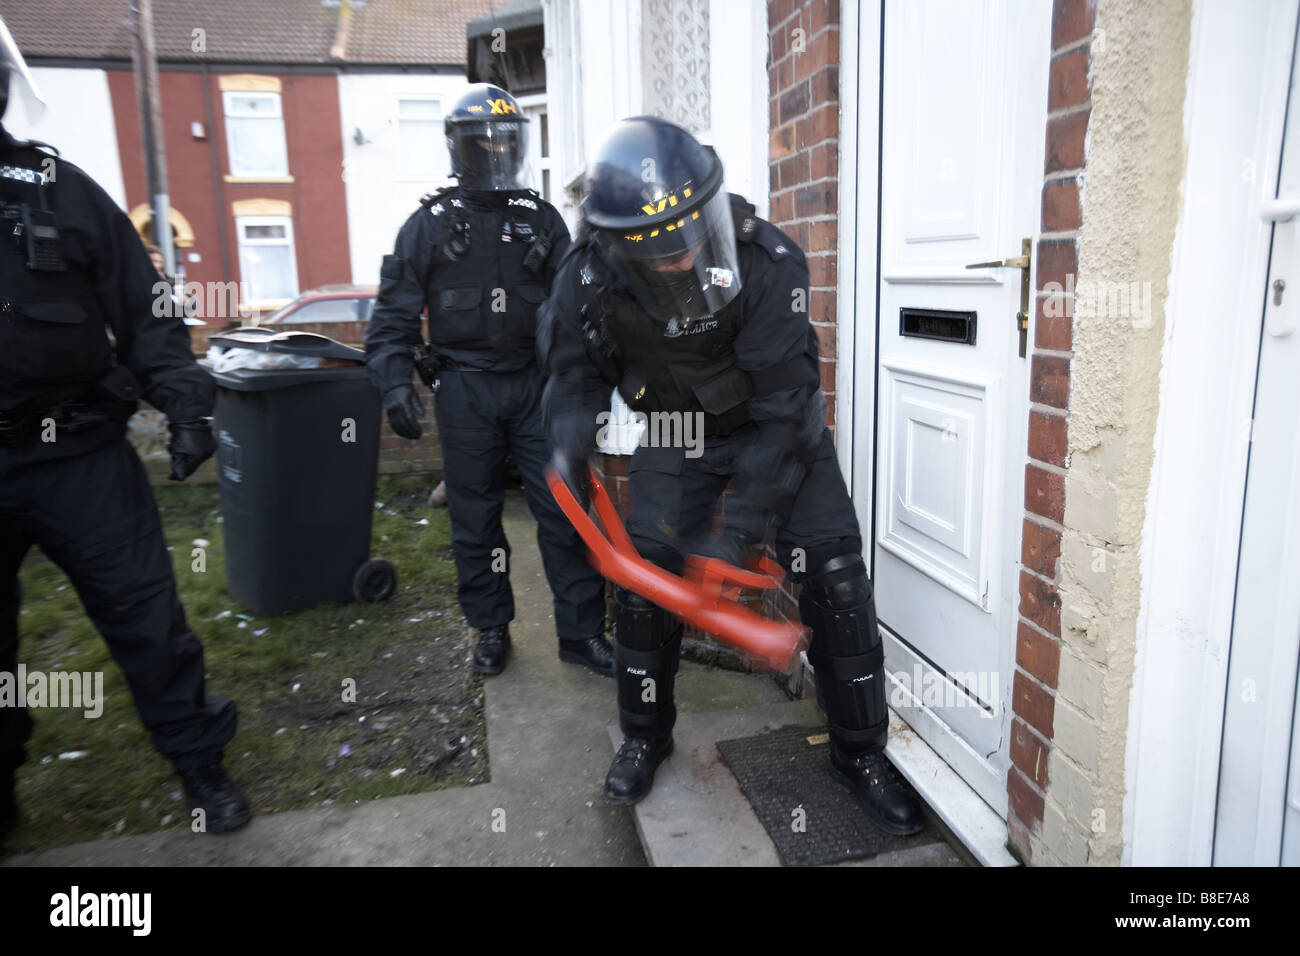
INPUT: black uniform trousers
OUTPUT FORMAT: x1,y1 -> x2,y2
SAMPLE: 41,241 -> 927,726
0,439 -> 236,775
619,426 -> 886,749
433,364 -> 607,639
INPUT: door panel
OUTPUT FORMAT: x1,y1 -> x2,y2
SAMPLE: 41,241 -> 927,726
871,0 -> 1051,812
880,362 -> 991,610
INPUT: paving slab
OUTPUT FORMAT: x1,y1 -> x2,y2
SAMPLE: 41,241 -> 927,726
610,699 -> 968,867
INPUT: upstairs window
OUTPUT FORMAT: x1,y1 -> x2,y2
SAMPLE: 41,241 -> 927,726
224,91 -> 289,177
397,97 -> 444,177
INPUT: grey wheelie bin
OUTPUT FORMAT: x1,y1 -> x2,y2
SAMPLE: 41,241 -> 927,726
206,329 -> 397,615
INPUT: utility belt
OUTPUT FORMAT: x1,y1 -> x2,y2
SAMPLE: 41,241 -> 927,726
0,398 -> 109,447
0,366 -> 140,448
412,343 -> 513,389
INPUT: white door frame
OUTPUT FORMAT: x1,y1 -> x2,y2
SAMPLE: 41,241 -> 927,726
835,0 -> 877,490
1123,0 -> 1299,866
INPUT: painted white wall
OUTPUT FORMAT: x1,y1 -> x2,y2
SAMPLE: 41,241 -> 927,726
705,0 -> 769,219
338,72 -> 471,285
6,67 -> 127,209
577,0 -> 643,188
1123,0 -> 1295,866
542,0 -> 579,225
543,0 -> 767,230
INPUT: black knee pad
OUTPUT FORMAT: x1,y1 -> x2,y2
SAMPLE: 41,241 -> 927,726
799,554 -> 888,754
803,552 -> 873,609
613,585 -> 681,740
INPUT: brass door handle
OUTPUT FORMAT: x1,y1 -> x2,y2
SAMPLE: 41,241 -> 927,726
966,253 -> 1030,270
965,237 -> 1032,357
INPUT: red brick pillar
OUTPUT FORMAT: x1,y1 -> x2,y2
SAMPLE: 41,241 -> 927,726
764,0 -> 843,636
1006,0 -> 1096,864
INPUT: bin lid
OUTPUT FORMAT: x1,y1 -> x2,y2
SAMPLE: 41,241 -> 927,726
205,361 -> 373,391
209,328 -> 365,363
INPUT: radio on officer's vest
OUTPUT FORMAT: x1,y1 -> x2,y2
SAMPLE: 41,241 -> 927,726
20,204 -> 66,272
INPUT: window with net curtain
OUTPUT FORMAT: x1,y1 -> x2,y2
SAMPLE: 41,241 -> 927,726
236,217 -> 298,303
224,92 -> 290,177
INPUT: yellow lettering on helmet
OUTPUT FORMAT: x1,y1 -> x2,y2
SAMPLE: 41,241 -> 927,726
468,105 -> 484,113
488,98 -> 517,115
638,186 -> 698,217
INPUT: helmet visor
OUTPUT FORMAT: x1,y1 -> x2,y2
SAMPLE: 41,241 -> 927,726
450,119 -> 527,191
596,187 -> 741,322
0,18 -> 44,124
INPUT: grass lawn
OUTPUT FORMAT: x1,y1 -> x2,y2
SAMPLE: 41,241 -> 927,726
5,472 -> 486,853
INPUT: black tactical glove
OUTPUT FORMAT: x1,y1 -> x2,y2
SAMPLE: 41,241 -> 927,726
168,419 -> 217,482
548,402 -> 598,501
384,384 -> 425,440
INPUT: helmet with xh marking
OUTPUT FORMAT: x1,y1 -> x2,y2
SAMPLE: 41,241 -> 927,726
445,83 -> 528,191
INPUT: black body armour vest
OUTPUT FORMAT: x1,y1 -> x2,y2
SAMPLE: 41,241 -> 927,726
577,199 -> 790,438
419,186 -> 551,370
0,144 -> 114,413
598,279 -> 753,437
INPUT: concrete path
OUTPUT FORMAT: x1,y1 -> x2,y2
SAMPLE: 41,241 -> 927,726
3,491 -> 788,867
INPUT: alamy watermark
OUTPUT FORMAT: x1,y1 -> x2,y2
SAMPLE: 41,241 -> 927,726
0,667 -> 104,719
1043,274 -> 1154,328
596,408 -> 705,458
888,664 -> 1000,717
152,280 -> 261,321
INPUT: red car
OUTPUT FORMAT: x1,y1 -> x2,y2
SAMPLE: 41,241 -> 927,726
262,284 -> 378,324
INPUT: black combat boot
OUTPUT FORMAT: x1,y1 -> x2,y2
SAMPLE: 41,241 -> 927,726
472,625 -> 510,675
603,735 -> 674,805
558,631 -> 616,677
829,744 -> 924,836
180,763 -> 251,834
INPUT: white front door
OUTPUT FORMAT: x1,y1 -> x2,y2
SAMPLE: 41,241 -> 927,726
1214,10 -> 1300,865
857,0 -> 1051,812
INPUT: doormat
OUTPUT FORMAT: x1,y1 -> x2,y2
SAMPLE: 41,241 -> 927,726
716,725 -> 937,867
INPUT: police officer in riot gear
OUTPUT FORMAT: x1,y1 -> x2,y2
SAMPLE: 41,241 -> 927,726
540,116 -> 924,833
365,83 -> 612,678
0,21 -> 248,837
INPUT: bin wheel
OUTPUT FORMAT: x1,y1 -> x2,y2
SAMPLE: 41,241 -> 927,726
353,558 -> 397,603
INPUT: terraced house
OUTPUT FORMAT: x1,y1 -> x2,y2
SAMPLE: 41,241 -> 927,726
548,0 -> 1300,866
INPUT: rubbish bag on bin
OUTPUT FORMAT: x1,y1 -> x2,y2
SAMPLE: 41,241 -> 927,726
207,345 -> 323,372
206,328 -> 365,370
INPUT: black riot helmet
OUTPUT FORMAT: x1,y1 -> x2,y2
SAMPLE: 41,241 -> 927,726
445,83 -> 528,192
582,116 -> 740,323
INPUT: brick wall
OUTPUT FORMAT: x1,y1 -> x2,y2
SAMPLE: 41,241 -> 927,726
768,0 -> 841,441
763,0 -> 844,653
1005,0 -> 1096,864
